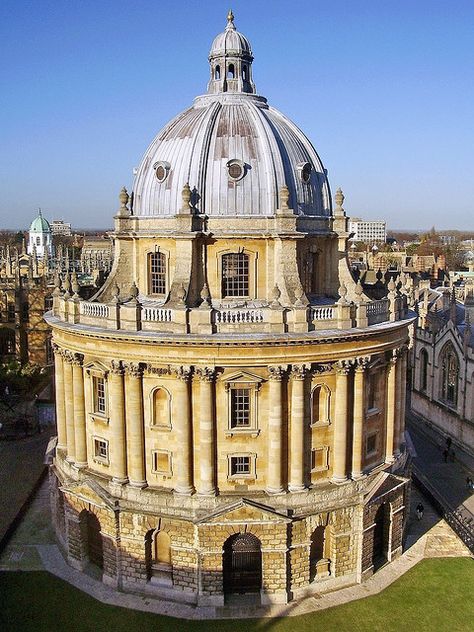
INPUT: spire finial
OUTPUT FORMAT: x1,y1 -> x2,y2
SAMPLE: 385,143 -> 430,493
227,9 -> 234,24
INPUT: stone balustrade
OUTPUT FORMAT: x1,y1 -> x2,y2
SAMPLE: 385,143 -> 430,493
52,293 -> 406,334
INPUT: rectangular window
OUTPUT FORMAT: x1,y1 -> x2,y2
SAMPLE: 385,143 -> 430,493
152,450 -> 172,475
230,455 -> 251,476
366,433 -> 377,456
149,252 -> 166,295
311,447 -> 329,472
7,303 -> 15,323
222,253 -> 249,297
230,388 -> 251,427
94,438 -> 108,461
94,377 -> 106,414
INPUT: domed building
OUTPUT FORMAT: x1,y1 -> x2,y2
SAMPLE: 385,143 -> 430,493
28,209 -> 52,258
47,12 -> 413,605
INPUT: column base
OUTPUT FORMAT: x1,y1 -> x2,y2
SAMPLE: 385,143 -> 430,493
73,461 -> 88,470
196,488 -> 217,496
265,486 -> 285,495
174,486 -> 195,495
351,472 -> 366,481
129,480 -> 148,489
288,484 -> 306,493
331,476 -> 348,485
384,456 -> 395,465
112,476 -> 129,485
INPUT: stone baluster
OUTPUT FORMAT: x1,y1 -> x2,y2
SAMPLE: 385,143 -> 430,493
109,360 -> 128,484
196,367 -> 217,495
289,364 -> 306,492
63,351 -> 76,463
174,366 -> 194,494
125,363 -> 146,487
266,365 -> 286,494
72,353 -> 87,468
352,357 -> 370,479
332,361 -> 351,482
52,343 -> 67,451
385,353 -> 398,464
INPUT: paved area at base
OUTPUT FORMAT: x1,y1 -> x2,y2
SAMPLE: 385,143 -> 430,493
0,477 -> 471,620
0,429 -> 54,547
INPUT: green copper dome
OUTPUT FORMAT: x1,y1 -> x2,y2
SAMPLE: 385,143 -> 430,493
29,210 -> 51,233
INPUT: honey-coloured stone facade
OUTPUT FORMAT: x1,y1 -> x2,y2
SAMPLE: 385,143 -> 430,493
47,12 -> 413,606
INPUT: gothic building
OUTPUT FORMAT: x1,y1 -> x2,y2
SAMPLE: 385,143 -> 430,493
412,285 -> 474,456
47,13 -> 414,605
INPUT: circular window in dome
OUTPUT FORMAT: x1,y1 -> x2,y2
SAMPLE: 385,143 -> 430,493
153,161 -> 170,183
298,162 -> 312,183
227,159 -> 246,181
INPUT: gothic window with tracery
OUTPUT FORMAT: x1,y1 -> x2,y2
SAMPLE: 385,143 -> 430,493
440,346 -> 459,407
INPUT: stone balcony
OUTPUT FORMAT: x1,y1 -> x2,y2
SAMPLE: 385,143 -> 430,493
50,291 -> 406,336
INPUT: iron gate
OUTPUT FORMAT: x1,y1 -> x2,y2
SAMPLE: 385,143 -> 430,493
223,533 -> 262,594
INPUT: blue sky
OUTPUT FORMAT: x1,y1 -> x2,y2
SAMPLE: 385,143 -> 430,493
0,0 -> 472,230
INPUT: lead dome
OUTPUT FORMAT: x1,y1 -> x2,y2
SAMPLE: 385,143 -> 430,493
132,12 -> 331,218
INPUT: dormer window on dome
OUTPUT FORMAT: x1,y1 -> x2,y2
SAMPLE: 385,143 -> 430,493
298,162 -> 312,184
154,161 -> 170,183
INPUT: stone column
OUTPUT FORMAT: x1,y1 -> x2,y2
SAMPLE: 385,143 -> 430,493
125,363 -> 146,488
332,361 -> 350,483
289,364 -> 306,492
393,349 -> 404,457
109,360 -> 128,484
352,357 -> 369,479
174,366 -> 194,495
398,347 -> 408,450
385,353 -> 397,464
63,351 -> 75,463
72,353 -> 87,468
52,344 -> 67,451
196,367 -> 216,495
266,365 -> 286,494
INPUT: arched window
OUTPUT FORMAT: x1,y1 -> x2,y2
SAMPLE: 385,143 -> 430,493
440,345 -> 459,406
145,529 -> 173,584
222,253 -> 249,297
311,384 -> 330,425
227,63 -> 235,79
215,65 -> 220,80
419,348 -> 429,392
309,525 -> 331,581
242,64 -> 248,81
148,251 -> 166,295
151,387 -> 171,428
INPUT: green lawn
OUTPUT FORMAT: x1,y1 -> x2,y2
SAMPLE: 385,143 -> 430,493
0,558 -> 473,632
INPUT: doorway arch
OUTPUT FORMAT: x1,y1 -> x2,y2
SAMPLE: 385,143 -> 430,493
223,532 -> 262,594
372,502 -> 389,568
81,510 -> 103,569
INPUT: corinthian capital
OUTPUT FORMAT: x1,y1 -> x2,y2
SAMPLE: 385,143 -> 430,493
110,359 -> 124,375
124,362 -> 142,378
335,360 -> 351,375
195,367 -> 216,382
174,365 -> 192,381
290,364 -> 307,380
268,365 -> 287,381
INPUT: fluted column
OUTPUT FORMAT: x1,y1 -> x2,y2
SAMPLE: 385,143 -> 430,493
109,360 -> 128,484
174,366 -> 194,495
332,361 -> 350,483
125,363 -> 146,488
385,353 -> 397,464
352,357 -> 369,479
289,364 -> 306,492
72,353 -> 87,468
52,344 -> 67,451
266,365 -> 286,494
196,367 -> 216,495
63,352 -> 75,463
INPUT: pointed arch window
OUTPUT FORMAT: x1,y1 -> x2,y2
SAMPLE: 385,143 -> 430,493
440,345 -> 459,407
419,348 -> 429,392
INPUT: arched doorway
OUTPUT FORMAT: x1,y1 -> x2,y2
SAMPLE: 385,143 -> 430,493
372,503 -> 389,568
83,511 -> 103,569
223,533 -> 262,594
